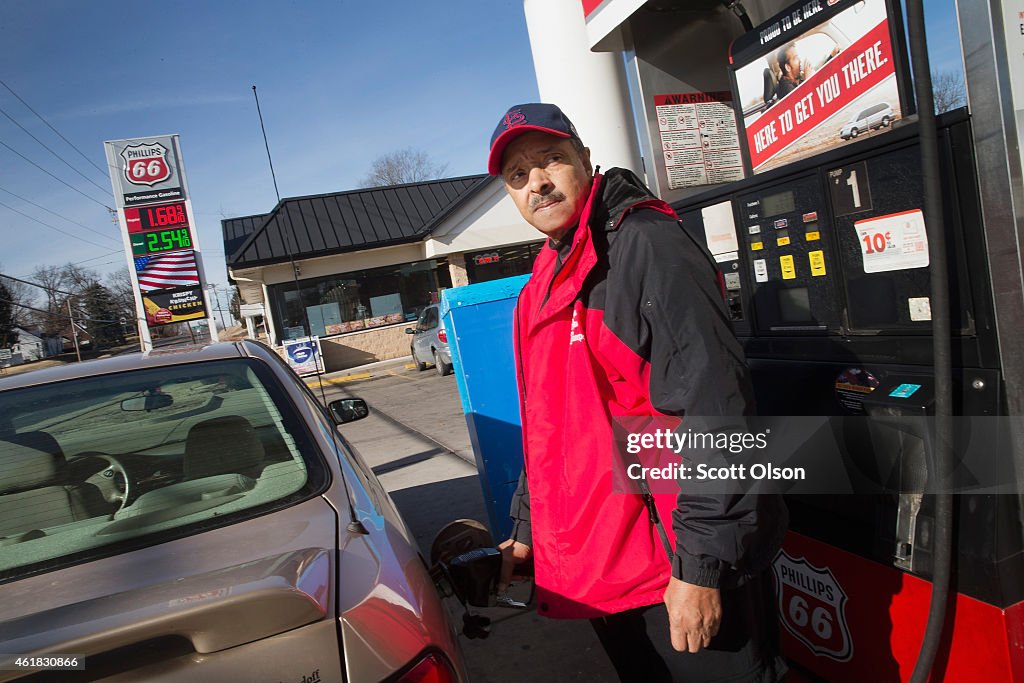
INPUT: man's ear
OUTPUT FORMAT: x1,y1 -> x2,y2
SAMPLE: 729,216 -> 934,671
582,147 -> 593,175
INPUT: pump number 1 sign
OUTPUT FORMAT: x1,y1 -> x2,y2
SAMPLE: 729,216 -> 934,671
854,210 -> 929,273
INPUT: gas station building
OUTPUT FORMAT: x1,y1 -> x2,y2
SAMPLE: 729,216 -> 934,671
222,175 -> 542,369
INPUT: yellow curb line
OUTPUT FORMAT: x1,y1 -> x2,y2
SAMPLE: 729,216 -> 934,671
304,363 -> 415,388
305,372 -> 371,387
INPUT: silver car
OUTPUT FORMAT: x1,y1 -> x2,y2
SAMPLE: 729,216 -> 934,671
406,304 -> 453,376
0,341 -> 466,682
840,101 -> 895,139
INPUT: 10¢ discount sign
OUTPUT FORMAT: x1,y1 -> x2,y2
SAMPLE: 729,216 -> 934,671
854,209 -> 929,273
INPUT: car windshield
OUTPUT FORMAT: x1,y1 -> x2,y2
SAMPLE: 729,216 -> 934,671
0,359 -> 315,578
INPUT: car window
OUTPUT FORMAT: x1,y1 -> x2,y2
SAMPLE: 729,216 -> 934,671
794,34 -> 840,73
0,359 -> 323,580
418,307 -> 437,331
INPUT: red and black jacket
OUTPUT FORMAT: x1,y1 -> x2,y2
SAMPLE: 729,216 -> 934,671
511,167 -> 787,619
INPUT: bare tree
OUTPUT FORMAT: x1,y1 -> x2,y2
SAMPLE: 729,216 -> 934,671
26,263 -> 100,335
0,280 -> 17,347
0,266 -> 37,328
28,265 -> 72,335
932,69 -> 967,114
62,263 -> 100,293
359,148 -> 449,187
105,267 -> 137,321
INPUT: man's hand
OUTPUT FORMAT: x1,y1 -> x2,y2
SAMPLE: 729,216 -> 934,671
664,576 -> 722,653
497,539 -> 532,592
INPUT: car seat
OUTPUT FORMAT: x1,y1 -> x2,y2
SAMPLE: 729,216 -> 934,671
0,435 -> 77,538
763,67 -> 779,108
184,416 -> 266,480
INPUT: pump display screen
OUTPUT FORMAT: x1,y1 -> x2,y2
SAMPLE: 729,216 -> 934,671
762,190 -> 795,217
729,0 -> 908,174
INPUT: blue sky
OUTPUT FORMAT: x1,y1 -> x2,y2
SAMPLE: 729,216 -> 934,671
0,0 -> 540,291
0,0 -> 966,302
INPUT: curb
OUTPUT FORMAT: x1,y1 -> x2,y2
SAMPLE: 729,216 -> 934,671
304,360 -> 418,387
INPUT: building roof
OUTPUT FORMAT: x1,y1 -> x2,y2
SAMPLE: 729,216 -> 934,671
222,212 -> 269,261
224,174 -> 490,269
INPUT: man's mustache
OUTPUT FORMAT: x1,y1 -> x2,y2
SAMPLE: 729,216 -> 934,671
530,191 -> 566,209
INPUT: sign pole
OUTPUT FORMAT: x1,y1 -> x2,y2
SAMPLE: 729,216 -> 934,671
105,134 -> 212,349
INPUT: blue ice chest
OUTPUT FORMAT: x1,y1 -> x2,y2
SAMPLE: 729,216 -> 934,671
440,276 -> 529,540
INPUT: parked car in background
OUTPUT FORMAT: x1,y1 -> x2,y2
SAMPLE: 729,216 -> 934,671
840,101 -> 895,139
0,341 -> 466,682
407,304 -> 453,376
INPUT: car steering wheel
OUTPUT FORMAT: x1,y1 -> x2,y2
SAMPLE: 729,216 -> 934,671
81,455 -> 131,511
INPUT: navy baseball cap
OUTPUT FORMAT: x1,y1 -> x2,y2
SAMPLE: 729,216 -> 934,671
488,103 -> 581,176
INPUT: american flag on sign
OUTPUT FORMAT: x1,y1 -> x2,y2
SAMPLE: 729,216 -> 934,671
134,251 -> 200,292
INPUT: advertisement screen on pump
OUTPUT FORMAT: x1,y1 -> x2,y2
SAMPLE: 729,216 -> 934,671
730,0 -> 908,174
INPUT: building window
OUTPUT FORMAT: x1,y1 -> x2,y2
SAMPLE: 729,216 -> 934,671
465,242 -> 544,284
269,259 -> 452,340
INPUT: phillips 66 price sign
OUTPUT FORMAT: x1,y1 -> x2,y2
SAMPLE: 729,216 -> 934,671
105,134 -> 217,350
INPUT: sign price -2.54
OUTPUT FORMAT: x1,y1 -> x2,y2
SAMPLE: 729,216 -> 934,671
130,227 -> 194,256
146,228 -> 191,252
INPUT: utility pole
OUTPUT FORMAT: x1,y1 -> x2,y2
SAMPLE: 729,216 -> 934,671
207,284 -> 227,332
66,297 -> 81,362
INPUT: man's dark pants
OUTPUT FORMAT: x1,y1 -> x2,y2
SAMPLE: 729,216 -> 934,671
588,570 -> 787,683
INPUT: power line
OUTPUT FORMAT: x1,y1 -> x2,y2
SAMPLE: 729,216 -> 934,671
0,297 -> 62,317
10,252 -> 126,281
0,78 -> 109,179
0,272 -> 75,296
0,185 -> 118,242
0,200 -> 118,249
0,105 -> 114,197
69,250 -> 124,267
0,138 -> 113,211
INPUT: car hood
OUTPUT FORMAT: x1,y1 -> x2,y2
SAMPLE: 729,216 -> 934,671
0,497 -> 338,677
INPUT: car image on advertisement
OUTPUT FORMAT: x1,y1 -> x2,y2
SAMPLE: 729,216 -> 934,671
839,101 -> 895,140
406,304 -> 453,376
0,341 -> 465,682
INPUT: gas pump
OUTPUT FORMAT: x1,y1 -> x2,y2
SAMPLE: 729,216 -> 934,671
524,0 -> 1024,679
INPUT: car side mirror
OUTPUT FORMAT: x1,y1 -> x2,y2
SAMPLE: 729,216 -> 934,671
328,398 -> 369,424
121,394 -> 174,412
405,328 -> 415,334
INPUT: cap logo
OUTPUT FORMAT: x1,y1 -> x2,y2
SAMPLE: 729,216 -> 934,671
503,109 -> 527,129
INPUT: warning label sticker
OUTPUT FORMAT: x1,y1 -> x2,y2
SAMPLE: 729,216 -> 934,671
655,92 -> 745,190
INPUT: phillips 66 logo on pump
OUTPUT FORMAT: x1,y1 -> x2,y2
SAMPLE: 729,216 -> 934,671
773,550 -> 853,661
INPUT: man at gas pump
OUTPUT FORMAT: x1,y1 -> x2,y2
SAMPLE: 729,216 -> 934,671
489,103 -> 788,682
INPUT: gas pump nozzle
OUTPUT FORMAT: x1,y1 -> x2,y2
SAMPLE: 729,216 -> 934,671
429,520 -> 535,638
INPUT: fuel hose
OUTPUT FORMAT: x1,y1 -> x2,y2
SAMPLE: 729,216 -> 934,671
904,2 -> 955,681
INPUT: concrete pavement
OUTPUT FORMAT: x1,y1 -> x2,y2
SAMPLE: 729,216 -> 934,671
312,362 -> 628,682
